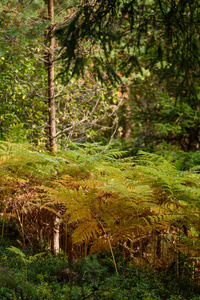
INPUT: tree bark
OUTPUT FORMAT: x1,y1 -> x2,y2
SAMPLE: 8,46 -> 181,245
47,0 -> 57,153
47,0 -> 59,255
53,215 -> 60,255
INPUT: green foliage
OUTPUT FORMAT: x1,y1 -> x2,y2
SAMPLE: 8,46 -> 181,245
55,0 -> 200,151
155,147 -> 200,171
5,123 -> 32,143
0,247 -> 200,299
0,0 -> 121,146
58,0 -> 200,101
0,0 -> 48,143
1,0 -> 199,151
7,246 -> 45,281
0,140 -> 66,180
123,82 -> 200,152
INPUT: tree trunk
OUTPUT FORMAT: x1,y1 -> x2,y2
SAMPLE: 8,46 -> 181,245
47,0 -> 57,153
53,215 -> 60,255
47,0 -> 59,255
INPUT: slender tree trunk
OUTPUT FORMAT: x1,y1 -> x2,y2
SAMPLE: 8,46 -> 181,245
47,0 -> 57,153
53,215 -> 60,255
47,0 -> 59,255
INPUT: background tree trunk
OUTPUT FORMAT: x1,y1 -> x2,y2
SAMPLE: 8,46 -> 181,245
47,0 -> 59,255
47,0 -> 57,153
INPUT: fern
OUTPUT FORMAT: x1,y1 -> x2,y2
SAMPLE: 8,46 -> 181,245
2,141 -> 200,270
0,141 -> 66,180
72,220 -> 99,244
44,148 -> 200,269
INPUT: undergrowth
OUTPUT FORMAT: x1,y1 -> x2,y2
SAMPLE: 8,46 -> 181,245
0,245 -> 200,300
1,141 -> 200,299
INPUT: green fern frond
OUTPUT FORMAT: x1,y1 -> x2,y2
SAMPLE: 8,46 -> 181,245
0,141 -> 66,179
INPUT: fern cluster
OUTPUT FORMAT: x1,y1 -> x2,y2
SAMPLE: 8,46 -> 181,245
44,146 -> 200,269
1,141 -> 200,271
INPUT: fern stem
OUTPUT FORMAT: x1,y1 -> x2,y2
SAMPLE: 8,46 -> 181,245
17,210 -> 26,248
1,208 -> 6,238
84,241 -> 88,257
107,234 -> 119,276
64,223 -> 68,261
95,216 -> 119,275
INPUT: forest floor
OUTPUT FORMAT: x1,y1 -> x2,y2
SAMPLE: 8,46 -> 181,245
0,236 -> 200,300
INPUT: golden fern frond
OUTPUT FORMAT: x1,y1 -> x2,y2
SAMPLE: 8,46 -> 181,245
113,217 -> 147,234
67,206 -> 92,224
79,179 -> 104,189
89,237 -> 110,254
72,219 -> 100,244
147,214 -> 177,226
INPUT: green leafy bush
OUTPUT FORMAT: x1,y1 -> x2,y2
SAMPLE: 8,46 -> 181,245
0,246 -> 200,299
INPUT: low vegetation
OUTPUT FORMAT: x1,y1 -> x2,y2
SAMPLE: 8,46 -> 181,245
1,140 -> 200,298
1,241 -> 200,300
